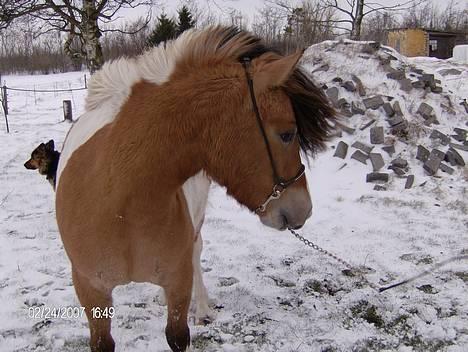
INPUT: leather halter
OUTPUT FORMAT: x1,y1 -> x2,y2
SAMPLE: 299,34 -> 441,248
241,57 -> 305,214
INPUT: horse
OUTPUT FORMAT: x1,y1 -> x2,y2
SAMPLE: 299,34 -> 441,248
55,26 -> 335,352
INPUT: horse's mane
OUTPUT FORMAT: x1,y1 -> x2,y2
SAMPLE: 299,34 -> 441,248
85,26 -> 335,154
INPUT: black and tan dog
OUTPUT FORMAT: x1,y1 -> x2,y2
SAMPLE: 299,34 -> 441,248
24,140 -> 60,189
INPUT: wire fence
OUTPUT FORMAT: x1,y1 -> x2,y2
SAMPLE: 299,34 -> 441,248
1,74 -> 88,133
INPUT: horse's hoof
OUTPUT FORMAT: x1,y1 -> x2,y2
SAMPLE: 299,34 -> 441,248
194,307 -> 216,325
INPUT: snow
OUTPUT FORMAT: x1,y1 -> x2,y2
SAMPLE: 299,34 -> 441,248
1,43 -> 467,351
453,45 -> 468,65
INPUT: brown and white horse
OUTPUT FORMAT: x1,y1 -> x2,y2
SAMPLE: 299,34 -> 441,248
55,27 -> 335,352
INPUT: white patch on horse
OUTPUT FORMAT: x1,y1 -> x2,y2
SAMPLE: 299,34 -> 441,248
56,29 -> 197,188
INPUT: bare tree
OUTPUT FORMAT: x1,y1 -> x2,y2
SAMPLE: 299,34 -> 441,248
263,0 -> 337,52
0,0 -> 157,72
320,0 -> 428,40
361,10 -> 398,42
402,0 -> 467,32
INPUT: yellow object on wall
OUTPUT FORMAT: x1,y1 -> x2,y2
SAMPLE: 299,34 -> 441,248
387,29 -> 428,57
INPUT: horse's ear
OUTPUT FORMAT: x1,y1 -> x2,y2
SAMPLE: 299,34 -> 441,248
252,50 -> 303,93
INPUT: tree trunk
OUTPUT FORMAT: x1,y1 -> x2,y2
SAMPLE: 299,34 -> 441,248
82,0 -> 103,73
351,0 -> 364,40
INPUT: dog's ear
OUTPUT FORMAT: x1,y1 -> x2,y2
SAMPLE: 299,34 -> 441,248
46,140 -> 55,151
37,143 -> 46,151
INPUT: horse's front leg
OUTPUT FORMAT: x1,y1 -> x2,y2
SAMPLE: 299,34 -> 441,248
72,267 -> 115,352
164,254 -> 193,352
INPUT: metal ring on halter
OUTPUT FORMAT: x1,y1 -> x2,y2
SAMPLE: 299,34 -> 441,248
255,164 -> 306,214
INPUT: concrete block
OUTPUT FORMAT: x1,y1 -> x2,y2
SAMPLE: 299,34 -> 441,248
333,141 -> 348,159
399,78 -> 413,92
431,86 -> 443,93
382,145 -> 395,156
421,73 -> 435,86
351,74 -> 366,96
439,68 -> 462,76
360,119 -> 376,131
416,145 -> 430,162
370,126 -> 384,144
351,101 -> 365,115
342,81 -> 356,92
417,102 -> 434,119
449,142 -> 468,152
369,153 -> 385,171
410,67 -> 424,74
352,141 -> 374,154
351,150 -> 369,164
391,121 -> 409,135
429,129 -> 450,145
382,103 -> 395,117
387,70 -> 406,80
312,64 -> 329,73
388,115 -> 404,126
389,165 -> 406,176
453,128 -> 467,138
439,163 -> 455,175
405,175 -> 414,189
373,185 -> 386,191
451,134 -> 466,143
393,101 -> 403,116
412,80 -> 425,89
391,158 -> 408,169
337,98 -> 349,109
445,148 -> 465,166
363,95 -> 384,110
326,87 -> 339,106
366,172 -> 389,183
423,149 -> 443,175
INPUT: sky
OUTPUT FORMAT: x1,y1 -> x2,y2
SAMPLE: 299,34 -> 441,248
117,0 -> 465,29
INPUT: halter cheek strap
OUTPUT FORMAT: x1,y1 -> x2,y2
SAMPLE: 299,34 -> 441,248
241,57 -> 305,214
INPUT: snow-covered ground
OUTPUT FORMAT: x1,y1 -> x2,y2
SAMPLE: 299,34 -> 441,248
0,45 -> 467,351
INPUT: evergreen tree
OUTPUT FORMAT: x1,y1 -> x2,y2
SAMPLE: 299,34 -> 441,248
177,6 -> 195,36
147,13 -> 177,47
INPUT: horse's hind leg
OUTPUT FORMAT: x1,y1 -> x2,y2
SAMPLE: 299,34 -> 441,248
192,232 -> 215,324
72,267 -> 115,352
164,257 -> 193,352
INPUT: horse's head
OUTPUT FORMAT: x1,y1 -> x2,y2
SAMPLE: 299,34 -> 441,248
192,30 -> 336,231
236,52 -> 335,230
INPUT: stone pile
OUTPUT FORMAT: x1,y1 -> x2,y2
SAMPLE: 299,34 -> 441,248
319,42 -> 467,191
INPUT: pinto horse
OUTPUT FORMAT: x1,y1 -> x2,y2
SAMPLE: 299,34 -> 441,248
55,27 -> 335,352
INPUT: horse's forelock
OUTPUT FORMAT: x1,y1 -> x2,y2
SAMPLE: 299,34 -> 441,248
285,69 -> 337,157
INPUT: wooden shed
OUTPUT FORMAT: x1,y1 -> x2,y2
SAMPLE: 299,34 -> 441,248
387,28 -> 466,59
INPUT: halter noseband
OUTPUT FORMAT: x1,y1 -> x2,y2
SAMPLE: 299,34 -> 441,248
241,57 -> 305,214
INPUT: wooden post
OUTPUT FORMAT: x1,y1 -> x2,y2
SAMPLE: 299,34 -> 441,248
63,100 -> 73,122
2,85 -> 9,133
84,74 -> 87,89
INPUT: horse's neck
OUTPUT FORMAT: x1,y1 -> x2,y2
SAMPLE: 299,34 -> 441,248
108,81 -> 206,194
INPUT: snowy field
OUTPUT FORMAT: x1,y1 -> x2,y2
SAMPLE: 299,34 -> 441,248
0,47 -> 467,351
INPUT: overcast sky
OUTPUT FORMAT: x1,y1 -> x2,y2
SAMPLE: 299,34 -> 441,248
118,0 -> 466,28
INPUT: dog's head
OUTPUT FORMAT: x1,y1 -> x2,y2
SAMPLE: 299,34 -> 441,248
24,140 -> 55,175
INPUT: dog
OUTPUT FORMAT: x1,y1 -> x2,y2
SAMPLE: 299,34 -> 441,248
24,140 -> 60,189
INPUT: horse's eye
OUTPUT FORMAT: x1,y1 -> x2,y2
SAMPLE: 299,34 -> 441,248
279,130 -> 296,144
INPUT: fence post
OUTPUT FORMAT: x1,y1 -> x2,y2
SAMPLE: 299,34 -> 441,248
63,100 -> 73,122
84,74 -> 87,89
2,85 -> 9,133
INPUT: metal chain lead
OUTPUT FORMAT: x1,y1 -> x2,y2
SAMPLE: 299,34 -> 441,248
288,228 -> 380,291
